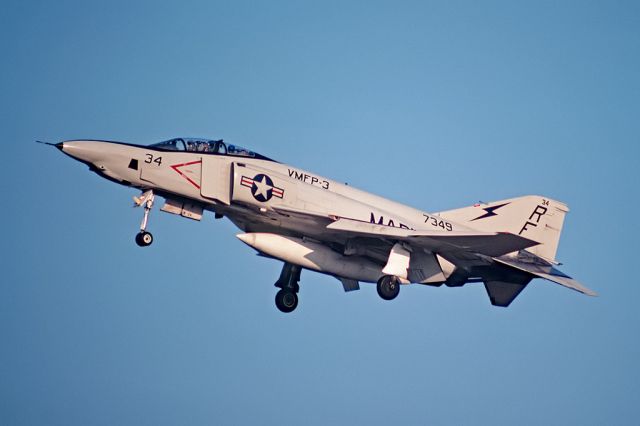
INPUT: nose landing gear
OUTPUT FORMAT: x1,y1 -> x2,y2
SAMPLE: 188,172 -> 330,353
135,231 -> 153,247
133,190 -> 155,247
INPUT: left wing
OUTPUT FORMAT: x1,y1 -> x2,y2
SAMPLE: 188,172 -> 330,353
326,217 -> 539,258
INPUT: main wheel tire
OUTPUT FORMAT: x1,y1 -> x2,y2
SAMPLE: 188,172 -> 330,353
275,289 -> 298,313
377,275 -> 400,300
135,231 -> 153,247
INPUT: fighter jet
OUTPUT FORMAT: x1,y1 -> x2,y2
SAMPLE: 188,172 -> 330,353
43,137 -> 595,312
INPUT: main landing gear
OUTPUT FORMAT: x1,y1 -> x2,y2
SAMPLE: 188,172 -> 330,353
133,190 -> 155,247
274,263 -> 301,313
135,231 -> 153,247
275,289 -> 298,313
377,275 -> 400,300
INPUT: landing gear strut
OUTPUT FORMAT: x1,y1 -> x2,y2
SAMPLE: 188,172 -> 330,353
134,190 -> 155,247
274,263 -> 301,313
377,275 -> 400,300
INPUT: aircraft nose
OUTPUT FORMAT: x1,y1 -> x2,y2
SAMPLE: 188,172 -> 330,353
58,140 -> 106,165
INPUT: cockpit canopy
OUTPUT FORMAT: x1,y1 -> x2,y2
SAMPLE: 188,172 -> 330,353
149,137 -> 272,160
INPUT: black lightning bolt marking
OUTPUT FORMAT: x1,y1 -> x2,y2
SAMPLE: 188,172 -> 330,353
470,202 -> 510,221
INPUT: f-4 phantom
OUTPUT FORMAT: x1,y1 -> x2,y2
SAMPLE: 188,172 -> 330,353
44,137 -> 595,312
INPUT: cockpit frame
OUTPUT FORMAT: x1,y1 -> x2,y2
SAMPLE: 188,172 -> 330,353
149,138 -> 274,161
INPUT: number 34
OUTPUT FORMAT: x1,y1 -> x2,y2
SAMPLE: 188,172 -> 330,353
144,154 -> 162,166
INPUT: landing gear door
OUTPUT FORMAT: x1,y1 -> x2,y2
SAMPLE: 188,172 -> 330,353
200,156 -> 232,205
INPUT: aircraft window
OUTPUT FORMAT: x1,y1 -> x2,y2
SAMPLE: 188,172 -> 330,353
149,138 -> 270,160
183,139 -> 225,153
150,138 -> 186,151
227,144 -> 256,158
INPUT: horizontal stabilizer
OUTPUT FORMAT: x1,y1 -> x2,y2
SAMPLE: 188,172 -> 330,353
326,218 -> 539,257
494,257 -> 597,296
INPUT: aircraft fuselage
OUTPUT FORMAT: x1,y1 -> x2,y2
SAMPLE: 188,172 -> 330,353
50,138 -> 594,312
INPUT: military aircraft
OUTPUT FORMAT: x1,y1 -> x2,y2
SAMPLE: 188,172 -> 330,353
42,137 -> 595,312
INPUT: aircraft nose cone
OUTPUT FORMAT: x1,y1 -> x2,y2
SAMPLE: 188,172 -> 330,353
58,140 -> 105,165
59,140 -> 83,157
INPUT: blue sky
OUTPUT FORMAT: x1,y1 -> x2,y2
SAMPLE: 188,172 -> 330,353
1,1 -> 639,424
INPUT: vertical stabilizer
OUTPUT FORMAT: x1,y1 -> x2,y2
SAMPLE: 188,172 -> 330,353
437,196 -> 569,262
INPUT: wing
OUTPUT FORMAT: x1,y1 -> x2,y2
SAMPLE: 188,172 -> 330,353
326,218 -> 539,258
271,206 -> 335,227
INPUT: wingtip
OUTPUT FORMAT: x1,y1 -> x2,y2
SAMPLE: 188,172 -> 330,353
574,285 -> 598,297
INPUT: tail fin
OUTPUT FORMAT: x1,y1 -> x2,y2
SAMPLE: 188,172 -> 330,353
437,195 -> 569,262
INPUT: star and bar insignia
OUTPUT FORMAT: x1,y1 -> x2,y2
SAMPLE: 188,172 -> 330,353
241,174 -> 285,202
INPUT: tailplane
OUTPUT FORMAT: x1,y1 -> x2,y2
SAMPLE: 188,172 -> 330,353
493,257 -> 597,296
437,195 -> 568,263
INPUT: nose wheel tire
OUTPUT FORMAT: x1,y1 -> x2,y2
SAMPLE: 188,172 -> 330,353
377,275 -> 400,300
135,231 -> 153,247
275,289 -> 298,313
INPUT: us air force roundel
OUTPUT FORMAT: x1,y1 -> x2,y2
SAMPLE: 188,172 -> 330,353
240,174 -> 285,202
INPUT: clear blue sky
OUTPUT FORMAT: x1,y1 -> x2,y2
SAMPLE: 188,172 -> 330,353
1,1 -> 639,424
